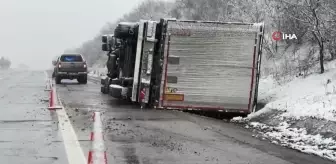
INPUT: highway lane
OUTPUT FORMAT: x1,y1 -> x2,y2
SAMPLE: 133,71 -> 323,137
0,70 -> 68,164
56,76 -> 335,164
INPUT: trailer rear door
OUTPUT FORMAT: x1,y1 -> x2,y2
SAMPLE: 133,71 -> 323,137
159,20 -> 264,113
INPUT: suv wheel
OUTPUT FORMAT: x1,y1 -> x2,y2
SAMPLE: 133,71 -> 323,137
77,75 -> 87,84
55,76 -> 61,84
82,75 -> 87,84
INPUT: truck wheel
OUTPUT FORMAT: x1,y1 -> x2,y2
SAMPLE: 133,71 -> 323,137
101,86 -> 107,94
55,76 -> 61,84
101,78 -> 105,85
114,22 -> 139,39
111,78 -> 119,85
107,54 -> 117,75
109,85 -> 122,98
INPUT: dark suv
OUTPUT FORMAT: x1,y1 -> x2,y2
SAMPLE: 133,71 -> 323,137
52,54 -> 88,84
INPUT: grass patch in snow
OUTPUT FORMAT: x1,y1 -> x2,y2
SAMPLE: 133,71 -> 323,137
248,122 -> 336,161
251,63 -> 336,122
232,61 -> 336,162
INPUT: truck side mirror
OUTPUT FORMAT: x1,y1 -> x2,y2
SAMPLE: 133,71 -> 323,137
52,60 -> 57,66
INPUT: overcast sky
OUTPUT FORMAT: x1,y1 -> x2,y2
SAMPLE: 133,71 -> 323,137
0,0 -> 146,69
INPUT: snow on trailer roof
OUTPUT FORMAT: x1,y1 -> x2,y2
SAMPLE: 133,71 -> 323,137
252,22 -> 265,28
167,21 -> 263,33
166,19 -> 264,26
118,22 -> 139,26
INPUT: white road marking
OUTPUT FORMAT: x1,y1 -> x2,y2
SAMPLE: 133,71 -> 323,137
56,97 -> 87,164
43,71 -> 49,81
91,111 -> 107,164
44,71 -> 86,164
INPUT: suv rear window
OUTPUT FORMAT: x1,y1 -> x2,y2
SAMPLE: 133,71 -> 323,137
60,55 -> 83,62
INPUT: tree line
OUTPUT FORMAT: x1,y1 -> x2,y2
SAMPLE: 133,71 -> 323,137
0,57 -> 11,69
71,0 -> 336,82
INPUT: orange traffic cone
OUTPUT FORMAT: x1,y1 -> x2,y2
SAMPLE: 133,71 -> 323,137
48,86 -> 62,110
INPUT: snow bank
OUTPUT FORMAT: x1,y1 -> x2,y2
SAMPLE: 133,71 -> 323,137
248,122 -> 336,161
232,60 -> 336,161
246,60 -> 336,122
88,67 -> 106,78
88,72 -> 100,77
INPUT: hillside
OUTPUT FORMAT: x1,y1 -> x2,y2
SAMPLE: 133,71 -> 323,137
232,45 -> 336,160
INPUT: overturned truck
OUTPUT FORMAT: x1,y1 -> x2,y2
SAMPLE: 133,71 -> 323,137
100,18 -> 264,117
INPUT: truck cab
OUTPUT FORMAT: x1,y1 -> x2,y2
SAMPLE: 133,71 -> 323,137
101,20 -> 163,106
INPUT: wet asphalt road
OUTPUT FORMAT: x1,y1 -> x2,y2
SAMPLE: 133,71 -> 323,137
0,70 -> 68,164
54,75 -> 335,164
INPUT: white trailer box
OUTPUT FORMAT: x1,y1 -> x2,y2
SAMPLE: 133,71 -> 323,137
159,20 -> 264,114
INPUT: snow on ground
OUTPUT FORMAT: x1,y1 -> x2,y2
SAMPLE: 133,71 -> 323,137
247,122 -> 336,161
264,62 -> 335,120
254,70 -> 336,121
232,60 -> 336,161
88,67 -> 106,77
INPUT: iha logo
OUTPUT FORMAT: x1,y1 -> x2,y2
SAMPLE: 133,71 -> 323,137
272,31 -> 297,41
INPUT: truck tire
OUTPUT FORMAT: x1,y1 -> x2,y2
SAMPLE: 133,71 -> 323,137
101,86 -> 107,94
109,85 -> 122,98
111,78 -> 119,85
114,22 -> 139,39
55,76 -> 61,84
101,78 -> 105,85
100,77 -> 110,94
121,78 -> 133,86
107,55 -> 117,75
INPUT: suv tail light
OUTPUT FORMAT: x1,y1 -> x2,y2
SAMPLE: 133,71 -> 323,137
84,64 -> 87,68
58,64 -> 61,68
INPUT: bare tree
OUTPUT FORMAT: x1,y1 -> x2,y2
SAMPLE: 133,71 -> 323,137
277,0 -> 336,74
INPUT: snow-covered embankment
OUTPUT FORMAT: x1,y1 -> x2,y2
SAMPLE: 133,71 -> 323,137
233,63 -> 336,161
